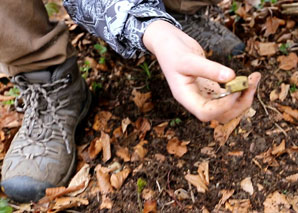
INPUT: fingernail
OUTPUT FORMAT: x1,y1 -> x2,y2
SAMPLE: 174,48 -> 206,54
219,69 -> 232,81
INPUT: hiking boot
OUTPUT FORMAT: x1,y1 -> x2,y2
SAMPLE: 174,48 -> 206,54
1,57 -> 91,203
171,12 -> 245,62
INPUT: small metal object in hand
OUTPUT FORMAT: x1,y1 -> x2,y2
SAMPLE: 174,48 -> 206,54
213,76 -> 249,99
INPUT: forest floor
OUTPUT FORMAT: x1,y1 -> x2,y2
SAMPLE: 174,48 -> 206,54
0,0 -> 297,212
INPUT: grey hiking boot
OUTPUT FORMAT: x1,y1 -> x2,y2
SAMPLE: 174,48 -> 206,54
171,12 -> 245,62
1,57 -> 91,203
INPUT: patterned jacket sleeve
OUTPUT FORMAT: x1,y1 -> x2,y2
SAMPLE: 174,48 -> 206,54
63,0 -> 181,58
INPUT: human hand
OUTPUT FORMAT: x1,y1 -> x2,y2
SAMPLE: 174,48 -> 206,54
143,20 -> 261,123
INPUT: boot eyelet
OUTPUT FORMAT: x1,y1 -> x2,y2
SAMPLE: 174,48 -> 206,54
66,74 -> 72,83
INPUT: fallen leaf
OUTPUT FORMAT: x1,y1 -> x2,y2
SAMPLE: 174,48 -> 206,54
154,153 -> 166,162
214,113 -> 244,146
100,194 -> 113,210
49,197 -> 88,212
270,89 -> 279,102
285,173 -> 298,183
225,199 -> 251,213
135,117 -> 151,140
215,189 -> 235,210
100,131 -> 111,162
263,191 -> 290,213
121,117 -> 131,134
227,151 -> 244,157
142,188 -> 156,200
272,139 -> 286,157
200,147 -> 216,158
84,56 -> 97,70
95,164 -> 113,194
115,145 -> 131,162
92,111 -> 112,132
276,104 -> 298,120
240,177 -> 254,195
290,71 -> 298,86
185,162 -> 209,193
68,164 -> 90,196
277,52 -> 298,71
0,106 -> 23,129
279,83 -> 290,101
263,16 -> 285,37
132,89 -> 153,113
143,200 -> 157,213
88,137 -> 103,160
110,167 -> 131,190
108,162 -> 122,173
287,195 -> 298,212
131,140 -> 148,161
257,42 -> 278,56
166,137 -> 189,157
174,188 -> 190,200
0,95 -> 15,102
153,122 -> 168,137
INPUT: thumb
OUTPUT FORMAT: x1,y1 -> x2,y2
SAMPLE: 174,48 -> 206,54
180,53 -> 235,83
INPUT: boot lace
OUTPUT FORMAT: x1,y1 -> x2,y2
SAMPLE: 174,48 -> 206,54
13,76 -> 73,156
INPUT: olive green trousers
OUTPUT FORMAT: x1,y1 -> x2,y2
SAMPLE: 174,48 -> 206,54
0,0 -> 221,76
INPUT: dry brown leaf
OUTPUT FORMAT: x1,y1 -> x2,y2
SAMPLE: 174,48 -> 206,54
132,89 -> 153,113
240,177 -> 254,195
236,6 -> 247,18
131,140 -> 148,161
143,200 -> 157,213
100,131 -> 111,162
88,137 -> 102,160
272,139 -> 286,157
49,197 -> 89,213
225,199 -> 251,213
142,188 -> 156,200
279,83 -> 290,101
257,42 -> 277,56
135,117 -> 151,140
214,113 -> 243,146
110,168 -> 131,190
263,191 -> 291,213
263,16 -> 285,37
0,106 -> 23,129
270,89 -> 279,102
215,189 -> 235,210
287,195 -> 298,212
255,148 -> 279,167
154,153 -> 166,162
227,151 -> 244,157
92,111 -> 112,132
0,95 -> 15,102
290,71 -> 298,86
121,117 -> 131,134
185,161 -> 209,193
95,164 -> 114,194
84,56 -> 97,70
100,194 -> 113,210
201,147 -> 216,158
115,145 -> 131,162
153,121 -> 168,137
113,126 -> 123,139
276,104 -> 298,120
68,163 -> 90,196
285,173 -> 298,182
277,52 -> 298,71
174,188 -> 190,201
166,137 -> 189,157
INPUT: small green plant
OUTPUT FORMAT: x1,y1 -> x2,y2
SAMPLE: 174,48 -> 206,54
0,198 -> 13,213
137,178 -> 147,213
94,43 -> 107,64
279,43 -> 290,55
230,1 -> 238,13
290,84 -> 297,93
2,86 -> 20,105
80,60 -> 91,79
45,2 -> 60,17
258,0 -> 277,8
92,82 -> 102,93
139,62 -> 151,79
170,118 -> 182,127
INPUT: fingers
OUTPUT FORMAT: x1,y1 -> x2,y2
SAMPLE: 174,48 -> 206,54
216,72 -> 261,123
179,54 -> 236,83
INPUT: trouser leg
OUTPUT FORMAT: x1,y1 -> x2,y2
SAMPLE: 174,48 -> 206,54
0,0 -> 74,76
163,0 -> 223,14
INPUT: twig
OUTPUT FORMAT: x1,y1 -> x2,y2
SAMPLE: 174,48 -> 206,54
266,105 -> 283,116
257,84 -> 269,115
166,171 -> 183,208
156,180 -> 162,193
274,123 -> 288,137
187,170 -> 195,204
